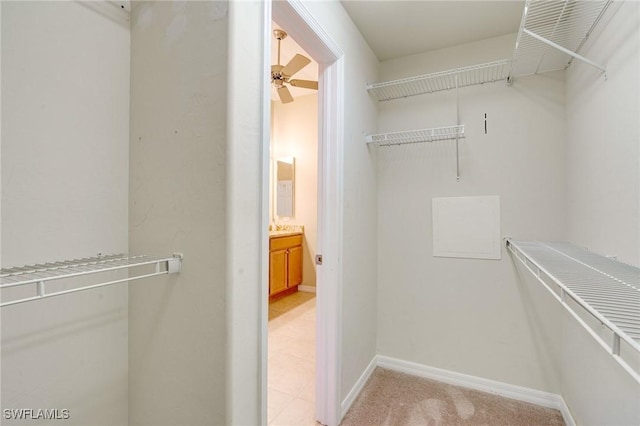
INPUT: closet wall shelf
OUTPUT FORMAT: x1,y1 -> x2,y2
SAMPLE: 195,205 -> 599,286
365,125 -> 465,147
506,239 -> 640,383
0,253 -> 183,307
366,59 -> 512,102
509,0 -> 613,79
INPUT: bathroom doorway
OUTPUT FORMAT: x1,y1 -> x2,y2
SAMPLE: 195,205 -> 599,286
266,21 -> 320,425
263,2 -> 345,425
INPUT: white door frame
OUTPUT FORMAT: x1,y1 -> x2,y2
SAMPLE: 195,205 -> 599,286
264,1 -> 344,425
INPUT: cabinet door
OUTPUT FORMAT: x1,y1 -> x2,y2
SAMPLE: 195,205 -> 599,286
269,249 -> 287,295
287,245 -> 303,288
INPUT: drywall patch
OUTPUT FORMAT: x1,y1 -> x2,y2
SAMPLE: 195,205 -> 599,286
432,195 -> 501,260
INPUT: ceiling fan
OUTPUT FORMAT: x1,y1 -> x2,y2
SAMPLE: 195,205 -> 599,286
271,29 -> 318,104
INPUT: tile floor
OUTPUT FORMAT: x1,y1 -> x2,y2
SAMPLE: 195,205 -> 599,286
268,291 -> 319,426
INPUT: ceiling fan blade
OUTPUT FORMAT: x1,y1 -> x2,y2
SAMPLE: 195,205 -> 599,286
277,86 -> 294,104
281,54 -> 311,77
289,79 -> 318,90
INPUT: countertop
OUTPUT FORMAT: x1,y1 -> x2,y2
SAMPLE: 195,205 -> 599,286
269,230 -> 303,238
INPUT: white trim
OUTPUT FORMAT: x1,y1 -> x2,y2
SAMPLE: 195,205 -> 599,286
259,2 -> 272,425
558,397 -> 576,426
298,285 -> 316,293
317,56 -> 345,426
270,2 -> 345,426
340,356 -> 377,418
228,1 -> 270,424
273,0 -> 342,63
339,356 -> 576,426
377,356 -> 562,410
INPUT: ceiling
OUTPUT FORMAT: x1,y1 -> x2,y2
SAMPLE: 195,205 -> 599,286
340,0 -> 525,61
270,2 -> 525,100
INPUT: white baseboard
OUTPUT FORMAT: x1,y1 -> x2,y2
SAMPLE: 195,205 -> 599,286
558,397 -> 576,426
341,356 -> 377,418
298,285 -> 316,293
341,355 -> 575,426
377,355 -> 561,409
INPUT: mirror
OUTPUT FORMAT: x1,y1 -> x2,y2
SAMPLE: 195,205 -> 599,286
274,157 -> 295,219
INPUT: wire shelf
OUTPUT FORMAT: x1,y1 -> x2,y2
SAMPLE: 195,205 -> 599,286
367,60 -> 512,102
365,125 -> 465,147
1,253 -> 183,307
507,239 -> 640,382
510,0 -> 612,77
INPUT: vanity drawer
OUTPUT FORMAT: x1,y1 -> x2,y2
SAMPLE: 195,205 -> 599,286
270,234 -> 303,251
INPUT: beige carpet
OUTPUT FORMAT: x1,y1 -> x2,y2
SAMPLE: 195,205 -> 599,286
341,368 -> 565,426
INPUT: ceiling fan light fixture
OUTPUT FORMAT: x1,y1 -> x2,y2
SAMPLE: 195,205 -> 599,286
273,29 -> 288,41
270,28 -> 318,104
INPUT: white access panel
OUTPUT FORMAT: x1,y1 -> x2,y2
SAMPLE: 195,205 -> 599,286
432,196 -> 501,260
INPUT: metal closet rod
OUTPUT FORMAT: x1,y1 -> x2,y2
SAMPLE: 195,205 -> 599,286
0,253 -> 183,308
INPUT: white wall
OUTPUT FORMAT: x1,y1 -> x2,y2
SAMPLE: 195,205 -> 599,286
225,0 -> 271,423
128,2 -> 228,424
0,1 -> 3,409
271,94 -> 318,287
566,0 -> 639,267
513,261 -> 640,425
1,2 -> 129,424
562,1 -> 640,423
376,34 -> 567,393
299,0 -> 380,407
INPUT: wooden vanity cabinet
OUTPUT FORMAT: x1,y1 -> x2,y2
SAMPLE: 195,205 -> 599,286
269,234 -> 303,300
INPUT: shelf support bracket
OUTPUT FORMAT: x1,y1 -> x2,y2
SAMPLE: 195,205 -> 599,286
168,253 -> 183,274
613,333 -> 621,356
523,28 -> 607,74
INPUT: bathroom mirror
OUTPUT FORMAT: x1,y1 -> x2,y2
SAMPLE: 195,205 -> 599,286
274,157 -> 295,219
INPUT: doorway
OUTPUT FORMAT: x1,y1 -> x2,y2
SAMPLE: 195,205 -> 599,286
267,22 -> 320,425
263,1 -> 345,425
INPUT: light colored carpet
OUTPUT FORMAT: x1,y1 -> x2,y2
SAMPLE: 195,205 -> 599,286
341,368 -> 565,426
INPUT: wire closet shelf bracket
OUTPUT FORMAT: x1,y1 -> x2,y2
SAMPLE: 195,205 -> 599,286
366,59 -> 512,102
364,60 -> 512,181
365,125 -> 465,147
506,239 -> 640,383
0,253 -> 183,307
508,0 -> 613,80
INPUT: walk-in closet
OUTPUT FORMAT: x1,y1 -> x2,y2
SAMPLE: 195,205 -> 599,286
1,1 -> 638,425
